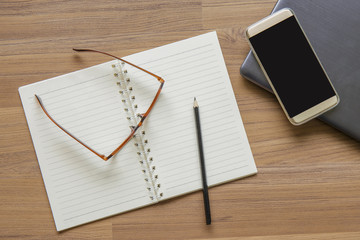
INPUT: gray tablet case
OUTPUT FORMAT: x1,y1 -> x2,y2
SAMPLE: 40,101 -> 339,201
240,0 -> 360,141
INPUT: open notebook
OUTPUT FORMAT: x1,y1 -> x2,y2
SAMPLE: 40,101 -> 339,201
19,32 -> 257,231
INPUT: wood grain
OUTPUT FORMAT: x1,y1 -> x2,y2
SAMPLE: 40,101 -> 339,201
1,0 -> 359,239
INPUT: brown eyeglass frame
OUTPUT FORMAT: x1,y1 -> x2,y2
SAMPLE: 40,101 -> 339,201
35,48 -> 164,161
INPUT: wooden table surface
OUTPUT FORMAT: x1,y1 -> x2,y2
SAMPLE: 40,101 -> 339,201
1,0 -> 359,239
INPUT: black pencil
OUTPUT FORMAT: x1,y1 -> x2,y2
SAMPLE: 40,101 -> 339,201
193,97 -> 211,225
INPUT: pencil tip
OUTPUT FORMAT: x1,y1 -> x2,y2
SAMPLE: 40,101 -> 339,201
193,97 -> 198,107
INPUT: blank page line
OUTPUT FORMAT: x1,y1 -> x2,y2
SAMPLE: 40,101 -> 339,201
61,188 -> 145,215
63,195 -> 147,222
128,43 -> 213,68
59,178 -> 144,203
166,165 -> 250,191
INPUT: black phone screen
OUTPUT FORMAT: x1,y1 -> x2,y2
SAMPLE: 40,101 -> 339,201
249,16 -> 336,118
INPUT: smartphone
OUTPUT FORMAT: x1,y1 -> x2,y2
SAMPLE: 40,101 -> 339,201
245,8 -> 339,125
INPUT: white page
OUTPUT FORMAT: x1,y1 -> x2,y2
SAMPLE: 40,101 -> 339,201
19,32 -> 257,231
122,32 -> 257,200
19,62 -> 156,231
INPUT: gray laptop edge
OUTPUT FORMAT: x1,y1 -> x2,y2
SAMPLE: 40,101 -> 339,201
240,0 -> 360,141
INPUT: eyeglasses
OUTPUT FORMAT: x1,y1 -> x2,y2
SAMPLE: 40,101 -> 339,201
35,49 -> 164,161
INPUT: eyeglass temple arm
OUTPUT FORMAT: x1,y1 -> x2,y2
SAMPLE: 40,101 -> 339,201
108,79 -> 164,158
34,94 -> 110,161
73,48 -> 165,84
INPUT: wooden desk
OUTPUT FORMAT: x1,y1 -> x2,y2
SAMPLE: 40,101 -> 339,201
1,1 -> 359,239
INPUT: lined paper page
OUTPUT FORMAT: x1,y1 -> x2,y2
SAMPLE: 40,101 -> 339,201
19,32 -> 257,231
123,32 -> 257,199
19,62 -> 155,231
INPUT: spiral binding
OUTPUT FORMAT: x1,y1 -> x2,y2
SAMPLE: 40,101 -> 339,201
112,61 -> 163,201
